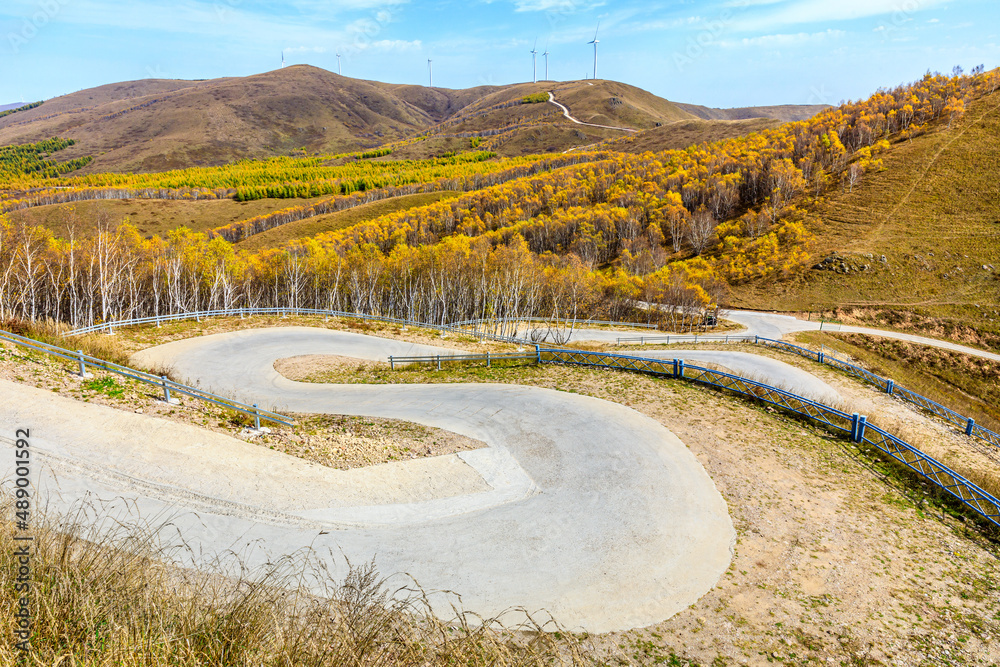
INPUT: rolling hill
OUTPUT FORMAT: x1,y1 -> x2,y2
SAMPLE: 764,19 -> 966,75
730,86 -> 1000,328
0,66 -> 827,171
676,102 -> 829,122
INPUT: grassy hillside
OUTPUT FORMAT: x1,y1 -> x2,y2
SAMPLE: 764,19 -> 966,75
0,67 -> 451,172
610,117 -> 781,153
0,68 -> 828,169
677,102 -> 829,121
732,87 -> 1000,326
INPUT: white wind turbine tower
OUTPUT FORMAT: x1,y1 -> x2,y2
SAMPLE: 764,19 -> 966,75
542,44 -> 550,81
336,53 -> 342,75
281,51 -> 286,68
588,21 -> 600,80
531,39 -> 538,83
428,59 -> 433,87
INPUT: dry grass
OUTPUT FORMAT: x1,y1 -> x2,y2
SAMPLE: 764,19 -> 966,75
733,88 -> 1000,321
1,318 -> 132,367
795,330 -> 1000,431
0,494 -> 592,666
612,117 -> 781,154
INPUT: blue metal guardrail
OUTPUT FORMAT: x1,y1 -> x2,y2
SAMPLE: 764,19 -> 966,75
616,332 -> 1000,452
750,336 -> 1000,451
391,346 -> 1000,528
64,307 -> 533,345
616,333 -> 757,345
0,329 -> 294,428
388,351 -> 539,371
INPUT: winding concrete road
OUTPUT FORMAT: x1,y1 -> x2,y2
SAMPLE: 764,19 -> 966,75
5,310 -> 979,632
3,327 -> 736,633
725,310 -> 1000,362
547,92 -> 638,133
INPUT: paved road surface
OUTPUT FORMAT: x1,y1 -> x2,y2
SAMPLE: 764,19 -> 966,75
3,327 -> 736,633
725,310 -> 1000,362
547,92 -> 637,133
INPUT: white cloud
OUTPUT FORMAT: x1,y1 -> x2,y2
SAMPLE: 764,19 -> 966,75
739,0 -> 949,31
481,0 -> 604,13
721,28 -> 845,48
364,39 -> 422,51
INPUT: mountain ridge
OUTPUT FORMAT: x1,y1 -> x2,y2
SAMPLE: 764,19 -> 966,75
0,65 -> 827,172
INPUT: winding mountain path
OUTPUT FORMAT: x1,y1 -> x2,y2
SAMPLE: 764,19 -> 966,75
4,327 -> 736,633
724,310 -> 1000,362
547,91 -> 637,133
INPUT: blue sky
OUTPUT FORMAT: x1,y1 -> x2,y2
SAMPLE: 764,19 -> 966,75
1,0 -> 998,108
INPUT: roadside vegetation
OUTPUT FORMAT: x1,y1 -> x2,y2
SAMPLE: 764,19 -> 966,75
796,330 -> 1000,430
0,505 -> 588,665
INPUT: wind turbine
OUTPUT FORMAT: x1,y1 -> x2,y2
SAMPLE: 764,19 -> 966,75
428,59 -> 433,87
542,44 -> 550,81
336,53 -> 342,75
531,39 -> 538,84
588,21 -> 600,80
281,51 -> 286,68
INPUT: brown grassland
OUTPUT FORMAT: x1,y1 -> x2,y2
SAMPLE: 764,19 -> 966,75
732,87 -> 1000,327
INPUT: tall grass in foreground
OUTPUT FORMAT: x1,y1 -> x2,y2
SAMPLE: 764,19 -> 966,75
0,495 -> 592,666
0,318 -> 132,367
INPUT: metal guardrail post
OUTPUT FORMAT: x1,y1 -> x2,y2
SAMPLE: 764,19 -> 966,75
77,350 -> 87,378
886,379 -> 895,395
253,404 -> 261,431
162,376 -> 171,403
851,415 -> 868,442
389,356 -> 395,371
967,418 -> 976,436
436,355 -> 441,371
535,344 -> 541,364
818,352 -> 824,364
673,358 -> 682,379
487,352 -> 491,368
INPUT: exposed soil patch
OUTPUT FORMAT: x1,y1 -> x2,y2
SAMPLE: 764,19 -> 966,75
276,353 -> 385,377
270,413 -> 484,471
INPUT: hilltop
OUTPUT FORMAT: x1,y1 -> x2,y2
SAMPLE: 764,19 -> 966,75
0,66 -> 825,171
